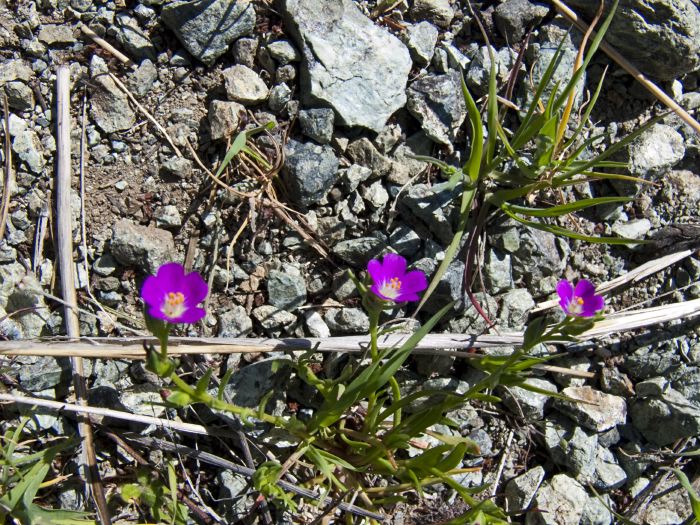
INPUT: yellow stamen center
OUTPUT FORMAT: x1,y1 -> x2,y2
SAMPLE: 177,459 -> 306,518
162,291 -> 186,318
380,277 -> 402,299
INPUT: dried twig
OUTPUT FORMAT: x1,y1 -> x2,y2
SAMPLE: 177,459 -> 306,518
55,66 -> 111,525
552,0 -> 700,136
79,23 -> 136,68
0,94 -> 12,240
107,72 -> 183,157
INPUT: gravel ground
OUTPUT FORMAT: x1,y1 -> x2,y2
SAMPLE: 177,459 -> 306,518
1,0 -> 700,523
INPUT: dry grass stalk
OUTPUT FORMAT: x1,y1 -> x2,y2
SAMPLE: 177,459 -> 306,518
79,24 -> 136,68
0,94 -> 12,240
55,66 -> 111,525
2,296 -> 698,360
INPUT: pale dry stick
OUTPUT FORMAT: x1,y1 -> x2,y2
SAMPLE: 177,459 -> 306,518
0,392 -> 214,436
490,429 -> 514,498
552,0 -> 700,136
55,66 -> 111,525
0,94 -> 12,240
79,24 -> 136,68
531,248 -> 695,313
107,72 -> 184,157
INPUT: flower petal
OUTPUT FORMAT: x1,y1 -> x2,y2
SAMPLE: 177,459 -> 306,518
183,271 -> 209,304
396,291 -> 420,302
381,253 -> 407,278
173,306 -> 206,324
400,271 -> 428,294
574,279 -> 596,299
556,279 -> 574,303
581,294 -> 605,317
141,275 -> 167,310
156,262 -> 186,286
367,259 -> 384,283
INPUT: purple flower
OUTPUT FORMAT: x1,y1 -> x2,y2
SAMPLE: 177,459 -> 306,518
141,263 -> 208,324
367,253 -> 428,303
556,279 -> 604,317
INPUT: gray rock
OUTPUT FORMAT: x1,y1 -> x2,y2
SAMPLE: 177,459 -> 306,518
332,236 -> 387,267
93,254 -> 118,276
120,384 -> 165,418
555,386 -> 627,432
161,156 -> 192,178
208,100 -> 244,140
12,130 -> 45,173
360,180 -> 389,209
89,56 -> 136,133
0,60 -> 33,84
233,37 -> 258,68
409,0 -> 454,28
276,64 -> 297,84
566,427 -> 598,481
525,474 -> 588,525
500,378 -> 557,420
282,139 -> 339,207
268,83 -> 292,112
389,224 -> 421,257
629,472 -> 696,524
504,466 -> 545,513
630,387 -> 700,445
267,267 -> 307,311
154,205 -> 182,228
399,182 -> 461,244
671,366 -> 700,404
581,494 -> 613,525
114,13 -> 156,60
252,305 -> 296,334
494,0 -> 550,42
498,288 -> 535,328
267,40 -> 300,65
324,307 -> 370,335
127,59 -> 158,97
611,218 -> 652,240
347,137 -> 394,179
628,124 -> 685,177
223,356 -> 291,409
304,310 -> 330,338
340,164 -> 372,194
594,446 -> 627,491
467,46 -> 519,98
161,0 -> 256,65
483,248 -> 514,294
5,81 -> 34,111
38,24 -> 76,45
281,0 -> 412,132
18,356 -> 70,391
299,108 -> 335,144
217,470 -> 254,522
564,0 -> 700,80
223,64 -> 269,104
405,21 -> 439,66
406,70 -> 467,148
110,219 -> 176,273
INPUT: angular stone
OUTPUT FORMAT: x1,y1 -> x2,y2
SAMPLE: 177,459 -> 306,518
564,0 -> 700,80
252,305 -> 296,334
500,378 -> 557,420
208,100 -> 244,140
114,14 -> 156,60
324,307 -> 370,335
299,108 -> 334,144
161,0 -> 256,65
628,124 -> 685,177
282,139 -> 339,207
38,24 -> 76,45
504,466 -> 545,512
555,386 -> 627,432
89,57 -> 136,133
332,236 -> 387,267
110,220 -> 176,274
223,64 -> 269,104
409,0 -> 454,28
267,267 -> 307,311
526,474 -> 588,525
405,21 -> 439,66
12,130 -> 45,173
494,0 -> 550,42
281,0 -> 412,132
406,70 -> 467,148
630,387 -> 700,445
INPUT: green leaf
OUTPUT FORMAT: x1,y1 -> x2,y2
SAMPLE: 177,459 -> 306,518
502,196 -> 632,218
166,391 -> 192,408
667,468 -> 700,523
194,368 -> 213,395
523,316 -> 547,349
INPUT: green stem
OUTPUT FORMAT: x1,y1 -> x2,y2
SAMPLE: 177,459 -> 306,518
365,308 -> 381,431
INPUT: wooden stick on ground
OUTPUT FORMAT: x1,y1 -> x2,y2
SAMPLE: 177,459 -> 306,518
552,0 -> 700,136
79,23 -> 136,68
55,65 -> 111,525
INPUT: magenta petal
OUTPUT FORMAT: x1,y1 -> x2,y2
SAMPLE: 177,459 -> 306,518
156,262 -> 186,285
396,291 -> 420,302
183,271 -> 209,304
574,279 -> 596,299
370,283 -> 391,301
147,304 -> 169,321
174,307 -> 206,324
581,294 -> 605,317
367,259 -> 384,281
556,279 -> 574,311
381,253 -> 407,278
141,274 -> 166,308
401,271 -> 428,293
